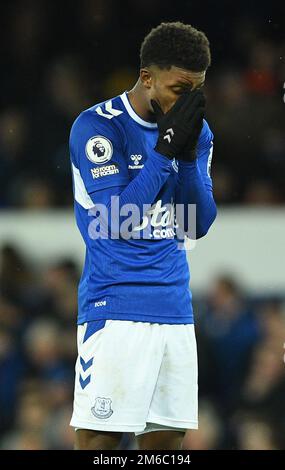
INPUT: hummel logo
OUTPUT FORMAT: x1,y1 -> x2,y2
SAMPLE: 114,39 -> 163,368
131,154 -> 142,166
163,128 -> 174,143
95,100 -> 123,120
128,154 -> 144,170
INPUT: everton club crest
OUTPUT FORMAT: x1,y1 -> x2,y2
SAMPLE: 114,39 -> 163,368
91,397 -> 113,419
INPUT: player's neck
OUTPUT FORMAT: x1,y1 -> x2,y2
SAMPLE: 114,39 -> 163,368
127,81 -> 156,123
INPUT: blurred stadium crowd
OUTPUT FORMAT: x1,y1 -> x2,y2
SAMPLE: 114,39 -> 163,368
0,243 -> 285,449
0,0 -> 285,450
1,0 -> 285,207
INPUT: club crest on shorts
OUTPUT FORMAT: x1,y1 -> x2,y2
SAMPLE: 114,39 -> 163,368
85,136 -> 113,164
91,397 -> 113,419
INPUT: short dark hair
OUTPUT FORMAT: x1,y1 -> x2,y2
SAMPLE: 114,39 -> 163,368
140,22 -> 211,72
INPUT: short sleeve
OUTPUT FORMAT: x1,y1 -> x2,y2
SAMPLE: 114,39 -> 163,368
69,110 -> 129,194
196,119 -> 214,190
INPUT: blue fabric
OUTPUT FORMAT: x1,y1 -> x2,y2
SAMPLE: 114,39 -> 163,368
80,356 -> 93,370
175,119 -> 217,238
83,319 -> 106,342
70,93 -> 216,325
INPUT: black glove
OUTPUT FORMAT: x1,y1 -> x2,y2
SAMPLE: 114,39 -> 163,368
151,90 -> 205,162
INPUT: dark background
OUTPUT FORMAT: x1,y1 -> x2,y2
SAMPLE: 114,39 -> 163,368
1,0 -> 285,207
0,0 -> 284,450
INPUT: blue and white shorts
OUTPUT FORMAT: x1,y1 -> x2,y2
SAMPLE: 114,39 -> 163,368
70,319 -> 198,434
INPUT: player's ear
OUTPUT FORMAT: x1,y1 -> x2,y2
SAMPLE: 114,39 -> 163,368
140,68 -> 152,89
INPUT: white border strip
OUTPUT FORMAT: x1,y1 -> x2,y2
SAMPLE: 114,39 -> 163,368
120,92 -> 157,129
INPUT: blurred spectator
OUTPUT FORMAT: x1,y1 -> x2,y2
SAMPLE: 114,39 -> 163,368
240,342 -> 285,416
0,244 -> 33,304
243,180 -> 282,205
1,430 -> 47,450
23,319 -> 74,383
1,381 -> 50,449
244,41 -> 280,96
0,109 -> 30,207
0,0 -> 285,450
197,276 -> 261,414
183,401 -> 223,449
236,331 -> 285,448
0,326 -> 25,435
0,240 -> 284,449
44,405 -> 74,450
0,1 -> 284,206
12,177 -> 56,209
235,415 -> 278,450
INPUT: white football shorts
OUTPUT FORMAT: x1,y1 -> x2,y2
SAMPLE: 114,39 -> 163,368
70,319 -> 198,434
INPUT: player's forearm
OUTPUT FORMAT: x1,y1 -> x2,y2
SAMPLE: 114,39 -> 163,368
91,151 -> 172,238
176,160 -> 217,239
118,150 -> 172,209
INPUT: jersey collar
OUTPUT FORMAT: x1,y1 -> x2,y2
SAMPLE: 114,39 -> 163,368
120,92 -> 157,129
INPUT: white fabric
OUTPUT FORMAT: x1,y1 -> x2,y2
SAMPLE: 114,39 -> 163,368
120,92 -> 158,129
72,163 -> 94,209
70,320 -> 198,433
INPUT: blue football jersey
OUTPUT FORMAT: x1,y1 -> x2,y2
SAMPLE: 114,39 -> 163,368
69,92 -> 214,325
